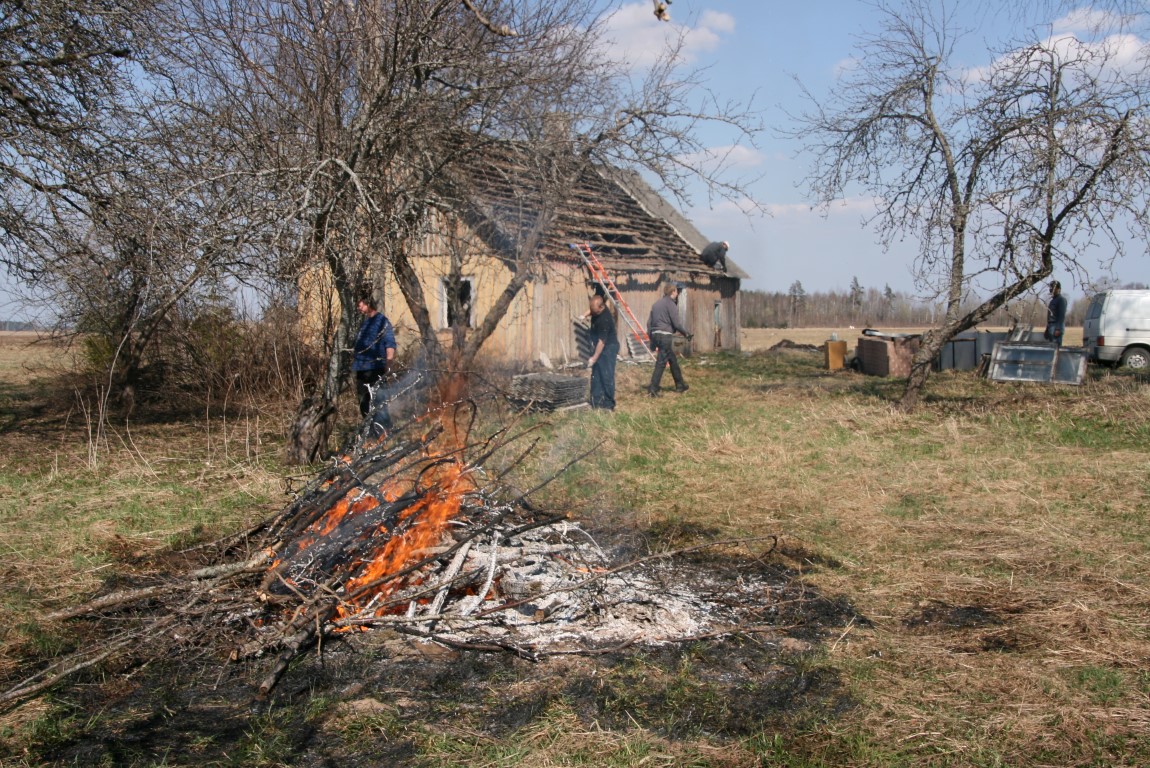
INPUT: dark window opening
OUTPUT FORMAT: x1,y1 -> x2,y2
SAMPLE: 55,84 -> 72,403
442,277 -> 474,329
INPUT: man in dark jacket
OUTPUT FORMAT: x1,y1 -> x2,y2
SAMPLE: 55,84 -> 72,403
700,241 -> 728,272
646,283 -> 691,396
586,295 -> 619,410
353,296 -> 397,432
1045,280 -> 1067,347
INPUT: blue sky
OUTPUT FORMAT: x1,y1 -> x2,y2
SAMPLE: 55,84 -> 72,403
602,1 -> 1150,298
4,2 -> 1147,323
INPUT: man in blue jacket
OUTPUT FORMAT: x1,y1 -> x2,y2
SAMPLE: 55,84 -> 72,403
353,296 -> 397,431
646,283 -> 692,396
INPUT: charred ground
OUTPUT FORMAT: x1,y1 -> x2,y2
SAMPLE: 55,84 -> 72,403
25,544 -> 859,768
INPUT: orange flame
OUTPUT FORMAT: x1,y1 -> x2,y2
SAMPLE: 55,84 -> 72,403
274,371 -> 482,627
341,459 -> 473,607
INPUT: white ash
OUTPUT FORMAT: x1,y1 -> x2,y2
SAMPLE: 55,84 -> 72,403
373,521 -> 778,651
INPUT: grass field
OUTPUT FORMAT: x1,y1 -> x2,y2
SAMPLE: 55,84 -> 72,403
0,328 -> 1146,767
740,325 -> 1086,350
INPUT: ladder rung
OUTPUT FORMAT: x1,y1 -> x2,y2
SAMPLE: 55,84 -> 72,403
571,242 -> 652,358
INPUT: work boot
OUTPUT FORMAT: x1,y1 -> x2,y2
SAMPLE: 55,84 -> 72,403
646,387 -> 661,397
674,384 -> 689,393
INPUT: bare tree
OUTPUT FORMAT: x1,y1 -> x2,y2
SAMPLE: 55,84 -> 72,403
795,0 -> 1150,407
0,0 -> 137,270
4,0 -> 758,459
0,0 -> 279,409
164,0 -> 760,463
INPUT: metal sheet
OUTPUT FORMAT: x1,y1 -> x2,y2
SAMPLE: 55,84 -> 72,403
937,331 -> 1008,371
987,343 -> 1087,385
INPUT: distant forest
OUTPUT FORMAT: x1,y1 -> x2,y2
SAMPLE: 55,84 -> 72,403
738,278 -> 1149,329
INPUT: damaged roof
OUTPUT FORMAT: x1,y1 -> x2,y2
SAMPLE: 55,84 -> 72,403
454,140 -> 748,280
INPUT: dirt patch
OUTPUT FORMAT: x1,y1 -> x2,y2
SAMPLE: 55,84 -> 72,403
767,339 -> 821,352
899,600 -> 1048,654
775,539 -> 845,571
903,600 -> 1003,632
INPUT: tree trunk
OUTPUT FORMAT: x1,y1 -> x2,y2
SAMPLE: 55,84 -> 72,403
285,281 -> 355,465
286,395 -> 339,465
900,352 -> 934,410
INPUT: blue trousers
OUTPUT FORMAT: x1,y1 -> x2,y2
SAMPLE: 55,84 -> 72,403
590,347 -> 618,409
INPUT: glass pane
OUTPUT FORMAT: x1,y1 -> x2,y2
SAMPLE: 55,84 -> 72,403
1052,349 -> 1087,384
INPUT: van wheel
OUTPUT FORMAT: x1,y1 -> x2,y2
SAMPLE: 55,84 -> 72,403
1120,347 -> 1150,370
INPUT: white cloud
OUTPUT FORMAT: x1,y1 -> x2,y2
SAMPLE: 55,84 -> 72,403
961,32 -> 1148,87
962,10 -> 1150,86
1053,8 -> 1126,35
699,10 -> 735,34
676,144 -> 765,172
602,3 -> 737,70
691,196 -> 765,223
833,55 -> 861,78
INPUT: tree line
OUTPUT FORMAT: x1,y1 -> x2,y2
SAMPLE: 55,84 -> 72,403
738,277 -> 1133,329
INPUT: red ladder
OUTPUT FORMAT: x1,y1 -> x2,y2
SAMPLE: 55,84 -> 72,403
571,242 -> 652,358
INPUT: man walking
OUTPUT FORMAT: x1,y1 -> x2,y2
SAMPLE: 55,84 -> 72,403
353,296 -> 397,434
586,295 -> 619,410
646,283 -> 691,396
1045,280 -> 1067,347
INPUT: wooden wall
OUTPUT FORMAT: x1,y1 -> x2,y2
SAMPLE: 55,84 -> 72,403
301,216 -> 741,365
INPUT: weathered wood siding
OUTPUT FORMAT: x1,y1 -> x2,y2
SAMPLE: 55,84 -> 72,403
375,226 -> 535,362
303,218 -> 741,365
612,272 -> 741,355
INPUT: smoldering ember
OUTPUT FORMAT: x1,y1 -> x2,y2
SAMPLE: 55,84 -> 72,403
0,398 -> 861,716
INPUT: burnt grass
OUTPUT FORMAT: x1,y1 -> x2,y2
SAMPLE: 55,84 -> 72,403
15,536 -> 863,767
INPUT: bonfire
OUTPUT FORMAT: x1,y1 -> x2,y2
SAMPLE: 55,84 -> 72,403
1,388 -> 782,710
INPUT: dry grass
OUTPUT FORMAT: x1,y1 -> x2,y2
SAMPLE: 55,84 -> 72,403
0,332 -> 294,691
526,346 -> 1150,765
0,331 -> 69,384
1,330 -> 1146,766
417,699 -> 766,767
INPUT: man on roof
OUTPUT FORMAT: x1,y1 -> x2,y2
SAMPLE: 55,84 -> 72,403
700,241 -> 728,272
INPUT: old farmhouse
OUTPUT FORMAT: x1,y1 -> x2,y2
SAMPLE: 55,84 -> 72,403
310,145 -> 747,368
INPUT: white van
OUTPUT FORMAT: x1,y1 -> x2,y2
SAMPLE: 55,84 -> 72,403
1082,289 -> 1150,369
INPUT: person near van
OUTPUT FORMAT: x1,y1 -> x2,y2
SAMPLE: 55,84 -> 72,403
586,295 -> 619,410
353,296 -> 397,430
646,283 -> 692,396
1045,280 -> 1067,347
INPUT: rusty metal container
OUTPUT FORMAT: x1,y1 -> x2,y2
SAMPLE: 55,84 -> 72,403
825,340 -> 848,370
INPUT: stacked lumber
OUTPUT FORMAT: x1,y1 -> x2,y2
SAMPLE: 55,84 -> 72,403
509,373 -> 587,410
